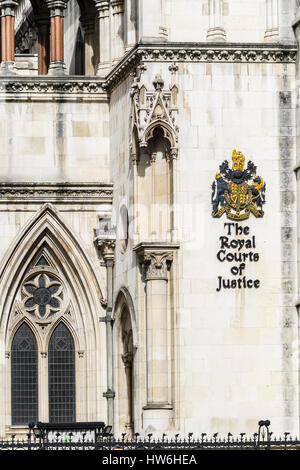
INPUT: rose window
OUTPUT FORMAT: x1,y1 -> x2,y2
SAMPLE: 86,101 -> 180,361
22,274 -> 63,318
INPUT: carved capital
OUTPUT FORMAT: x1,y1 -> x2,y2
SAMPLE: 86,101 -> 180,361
142,252 -> 173,281
0,0 -> 19,16
134,243 -> 179,281
44,0 -> 69,16
96,239 -> 116,262
111,0 -> 124,15
93,0 -> 109,15
94,217 -> 116,262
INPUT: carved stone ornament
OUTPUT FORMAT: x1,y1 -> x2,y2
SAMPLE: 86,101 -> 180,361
140,251 -> 174,281
130,73 -> 179,160
96,239 -> 116,260
122,351 -> 133,368
21,272 -> 63,320
0,77 -> 107,98
15,26 -> 38,54
211,149 -> 266,220
94,217 -> 116,261
0,43 -> 295,97
0,182 -> 113,204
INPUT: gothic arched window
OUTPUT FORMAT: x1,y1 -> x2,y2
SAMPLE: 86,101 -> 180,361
48,323 -> 76,423
11,323 -> 38,425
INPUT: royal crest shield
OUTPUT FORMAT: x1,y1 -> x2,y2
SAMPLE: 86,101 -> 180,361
211,150 -> 266,220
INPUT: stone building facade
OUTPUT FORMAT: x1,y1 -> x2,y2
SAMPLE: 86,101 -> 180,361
0,0 -> 299,439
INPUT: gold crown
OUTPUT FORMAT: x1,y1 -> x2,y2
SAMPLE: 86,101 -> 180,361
232,149 -> 245,171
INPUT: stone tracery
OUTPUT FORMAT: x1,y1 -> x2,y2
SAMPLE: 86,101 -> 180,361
22,272 -> 63,319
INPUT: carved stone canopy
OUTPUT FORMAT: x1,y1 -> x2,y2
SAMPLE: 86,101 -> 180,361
133,242 -> 180,281
130,73 -> 179,162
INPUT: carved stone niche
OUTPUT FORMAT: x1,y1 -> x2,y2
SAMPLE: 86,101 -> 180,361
130,73 -> 179,163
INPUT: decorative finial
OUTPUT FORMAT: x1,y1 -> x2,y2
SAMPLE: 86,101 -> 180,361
153,74 -> 164,91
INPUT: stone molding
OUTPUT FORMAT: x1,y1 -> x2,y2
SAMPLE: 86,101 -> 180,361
0,43 -> 296,96
132,43 -> 297,63
105,42 -> 297,91
0,182 -> 113,203
0,76 -> 108,100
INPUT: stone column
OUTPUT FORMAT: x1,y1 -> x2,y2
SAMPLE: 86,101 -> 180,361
134,243 -> 179,431
44,0 -> 69,76
295,0 -> 300,27
264,0 -> 279,42
206,0 -> 226,42
94,0 -> 110,76
80,16 -> 95,75
111,0 -> 124,64
137,0 -> 167,42
36,14 -> 50,75
294,1 -> 300,144
279,0 -> 295,43
124,0 -> 136,51
96,239 -> 116,429
121,352 -> 134,435
0,0 -> 19,75
170,147 -> 179,242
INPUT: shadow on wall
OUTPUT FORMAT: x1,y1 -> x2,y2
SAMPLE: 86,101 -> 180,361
69,27 -> 84,75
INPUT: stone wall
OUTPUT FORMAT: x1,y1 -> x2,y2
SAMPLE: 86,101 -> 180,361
108,53 -> 298,436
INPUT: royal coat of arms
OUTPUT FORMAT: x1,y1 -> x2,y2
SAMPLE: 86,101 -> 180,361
211,150 -> 266,220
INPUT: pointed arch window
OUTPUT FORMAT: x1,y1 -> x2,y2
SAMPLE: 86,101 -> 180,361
11,323 -> 38,425
48,323 -> 76,423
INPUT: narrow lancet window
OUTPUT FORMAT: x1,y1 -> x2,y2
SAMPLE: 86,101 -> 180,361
48,323 -> 76,423
11,323 -> 38,425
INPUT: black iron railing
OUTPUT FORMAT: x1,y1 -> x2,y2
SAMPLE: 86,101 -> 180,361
0,420 -> 299,450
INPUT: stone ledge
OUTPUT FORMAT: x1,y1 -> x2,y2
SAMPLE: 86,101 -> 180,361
105,42 -> 297,91
0,182 -> 114,203
0,75 -> 108,101
0,42 -> 296,96
133,241 -> 180,252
